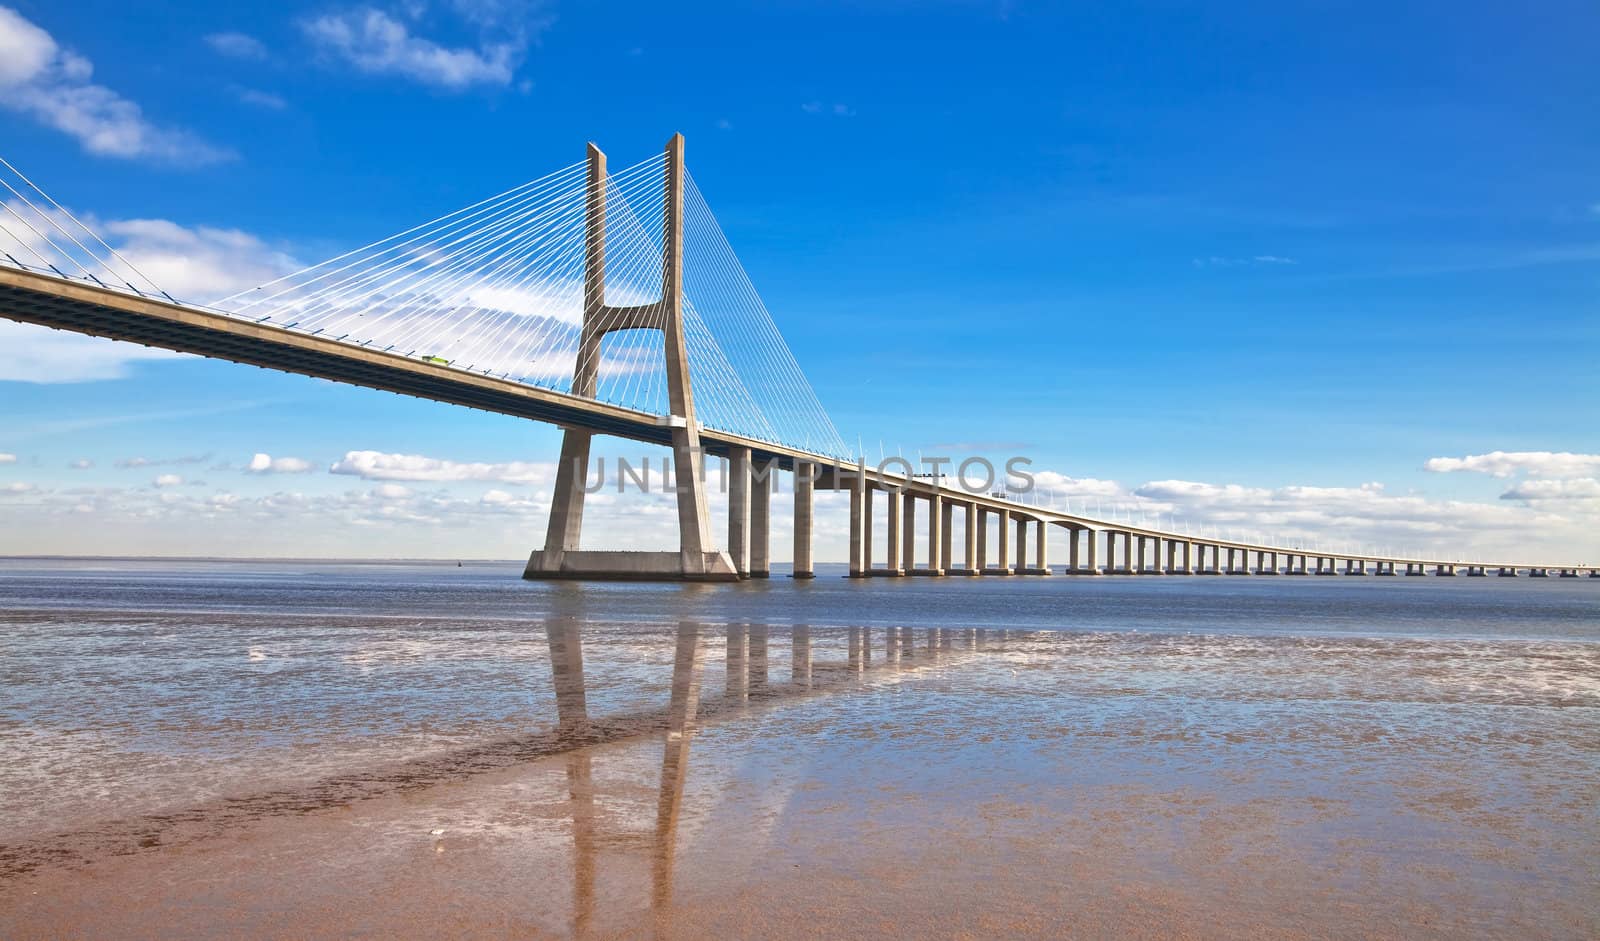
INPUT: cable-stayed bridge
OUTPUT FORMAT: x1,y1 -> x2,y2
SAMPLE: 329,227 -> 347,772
1,138 -> 1593,581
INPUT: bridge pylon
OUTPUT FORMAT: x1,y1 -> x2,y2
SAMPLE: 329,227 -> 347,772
525,134 -> 738,581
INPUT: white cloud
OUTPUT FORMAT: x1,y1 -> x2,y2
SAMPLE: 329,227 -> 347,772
2,481 -> 33,493
1024,467 -> 1599,562
0,452 -> 15,463
205,31 -> 267,60
0,194 -> 306,382
1030,470 -> 1123,498
101,217 -> 300,300
232,87 -> 287,110
153,474 -> 183,487
0,320 -> 188,383
116,455 -> 208,468
0,6 -> 230,163
301,8 -> 522,89
801,101 -> 855,117
329,450 -> 556,484
1499,478 -> 1600,504
1,197 -> 300,299
69,458 -> 92,469
1192,255 -> 1298,268
1423,451 -> 1600,480
247,453 -> 314,474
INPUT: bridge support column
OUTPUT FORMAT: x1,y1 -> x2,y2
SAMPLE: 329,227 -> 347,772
1014,516 -> 1027,573
902,492 -> 917,575
885,488 -> 903,575
975,507 -> 988,573
792,461 -> 814,578
1086,528 -> 1100,574
864,486 -> 875,573
996,508 -> 1012,574
1498,566 -> 1517,577
927,492 -> 945,576
727,447 -> 751,576
849,462 -> 868,577
964,503 -> 979,575
750,457 -> 773,577
1068,526 -> 1081,572
1033,520 -> 1050,574
937,496 -> 952,574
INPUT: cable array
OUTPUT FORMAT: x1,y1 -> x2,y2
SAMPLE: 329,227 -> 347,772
1,147 -> 847,457
683,173 -> 851,458
0,156 -> 169,300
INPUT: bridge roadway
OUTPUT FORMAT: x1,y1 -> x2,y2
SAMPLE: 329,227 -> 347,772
3,265 -> 1595,580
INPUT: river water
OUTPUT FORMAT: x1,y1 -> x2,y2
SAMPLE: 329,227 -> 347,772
1,558 -> 1596,938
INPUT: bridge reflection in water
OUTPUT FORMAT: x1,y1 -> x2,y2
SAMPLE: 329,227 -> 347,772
544,621 -> 1005,935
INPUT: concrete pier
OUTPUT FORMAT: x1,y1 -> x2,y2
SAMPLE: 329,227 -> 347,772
939,497 -> 954,573
792,461 -> 814,578
727,447 -> 750,575
848,463 -> 867,577
902,492 -> 917,575
885,488 -> 903,575
750,457 -> 773,577
996,508 -> 1012,574
963,503 -> 979,575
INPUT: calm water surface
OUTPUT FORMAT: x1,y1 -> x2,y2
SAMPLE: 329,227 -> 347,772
0,558 -> 1596,939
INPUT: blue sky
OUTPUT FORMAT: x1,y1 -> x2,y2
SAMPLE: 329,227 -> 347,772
1,0 -> 1596,561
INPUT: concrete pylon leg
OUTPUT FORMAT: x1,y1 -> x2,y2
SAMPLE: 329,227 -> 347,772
1014,516 -> 1026,573
750,457 -> 772,578
976,507 -> 988,572
727,447 -> 751,576
848,462 -> 867,577
863,487 -> 874,573
1086,528 -> 1100,574
937,496 -> 951,574
1035,520 -> 1048,573
998,508 -> 1011,573
541,428 -> 593,571
964,503 -> 977,573
886,488 -> 902,575
792,461 -> 814,579
903,493 -> 917,573
1069,527 -> 1081,572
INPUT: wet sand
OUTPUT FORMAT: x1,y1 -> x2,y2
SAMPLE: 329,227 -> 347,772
1,563 -> 1596,938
